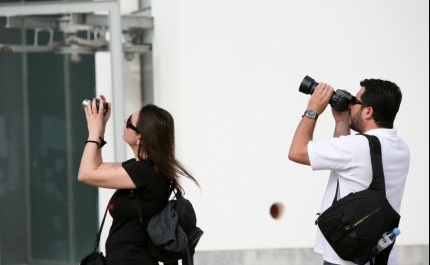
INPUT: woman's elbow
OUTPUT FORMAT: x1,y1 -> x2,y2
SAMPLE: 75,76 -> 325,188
78,172 -> 88,183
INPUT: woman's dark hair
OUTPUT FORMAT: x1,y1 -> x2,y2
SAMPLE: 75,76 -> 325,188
360,79 -> 402,129
136,104 -> 199,195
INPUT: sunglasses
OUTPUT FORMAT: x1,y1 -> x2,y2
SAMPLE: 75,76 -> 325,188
126,115 -> 140,133
352,97 -> 369,107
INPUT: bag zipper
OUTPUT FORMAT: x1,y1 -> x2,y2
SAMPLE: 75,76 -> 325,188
315,193 -> 353,225
353,207 -> 381,227
317,207 -> 381,235
343,207 -> 381,234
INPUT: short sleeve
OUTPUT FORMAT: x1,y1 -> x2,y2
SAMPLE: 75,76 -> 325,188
122,158 -> 136,166
308,135 -> 355,171
122,159 -> 158,189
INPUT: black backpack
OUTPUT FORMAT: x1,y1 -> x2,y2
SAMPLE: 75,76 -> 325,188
315,134 -> 401,265
130,187 -> 203,265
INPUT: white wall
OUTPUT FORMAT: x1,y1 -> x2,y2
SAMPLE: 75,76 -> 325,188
148,0 -> 429,251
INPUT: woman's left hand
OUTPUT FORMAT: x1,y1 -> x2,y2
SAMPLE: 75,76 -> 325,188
84,95 -> 111,137
100,94 -> 112,126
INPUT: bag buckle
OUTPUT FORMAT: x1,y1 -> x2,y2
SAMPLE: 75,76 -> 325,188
343,224 -> 353,234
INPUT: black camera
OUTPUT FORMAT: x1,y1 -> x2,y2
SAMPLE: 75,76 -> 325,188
299,75 -> 353,112
82,98 -> 108,116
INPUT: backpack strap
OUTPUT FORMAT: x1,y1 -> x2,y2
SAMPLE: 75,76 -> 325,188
129,189 -> 146,226
130,180 -> 172,225
360,134 -> 386,194
332,134 -> 386,205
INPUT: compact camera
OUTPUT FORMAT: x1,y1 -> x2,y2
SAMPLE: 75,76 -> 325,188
82,98 -> 108,116
299,75 -> 353,112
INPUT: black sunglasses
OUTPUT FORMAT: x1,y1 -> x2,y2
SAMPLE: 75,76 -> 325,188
352,97 -> 369,107
126,115 -> 140,133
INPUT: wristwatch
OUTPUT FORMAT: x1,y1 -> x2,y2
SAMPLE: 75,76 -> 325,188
302,109 -> 318,120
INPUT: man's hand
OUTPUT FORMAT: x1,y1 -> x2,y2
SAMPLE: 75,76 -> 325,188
332,106 -> 350,123
331,90 -> 351,137
332,106 -> 351,137
306,83 -> 334,116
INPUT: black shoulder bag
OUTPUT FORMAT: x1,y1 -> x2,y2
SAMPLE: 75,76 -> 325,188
79,205 -> 108,265
315,134 -> 401,265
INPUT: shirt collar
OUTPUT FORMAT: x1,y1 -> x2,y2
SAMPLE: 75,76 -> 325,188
363,128 -> 398,137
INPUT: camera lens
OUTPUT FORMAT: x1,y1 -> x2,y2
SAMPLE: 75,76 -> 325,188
82,99 -> 108,115
299,75 -> 319,95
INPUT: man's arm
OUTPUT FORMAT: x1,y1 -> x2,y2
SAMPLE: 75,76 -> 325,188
333,120 -> 350,138
332,104 -> 351,137
288,117 -> 316,165
288,83 -> 334,165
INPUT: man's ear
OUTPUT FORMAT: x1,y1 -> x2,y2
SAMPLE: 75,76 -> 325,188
363,106 -> 374,121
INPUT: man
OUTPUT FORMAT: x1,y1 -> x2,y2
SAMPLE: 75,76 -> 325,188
288,79 -> 410,265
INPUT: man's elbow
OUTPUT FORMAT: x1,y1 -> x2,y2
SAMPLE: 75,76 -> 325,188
288,150 -> 300,163
288,149 -> 310,165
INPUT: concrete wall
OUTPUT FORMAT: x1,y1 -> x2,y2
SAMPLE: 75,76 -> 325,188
149,0 -> 429,251
194,245 -> 429,265
96,0 -> 429,262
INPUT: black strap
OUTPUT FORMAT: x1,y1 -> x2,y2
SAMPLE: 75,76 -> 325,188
85,140 -> 100,147
129,190 -> 146,226
332,180 -> 340,205
332,134 -> 386,205
93,204 -> 109,252
360,134 -> 386,193
129,182 -> 173,225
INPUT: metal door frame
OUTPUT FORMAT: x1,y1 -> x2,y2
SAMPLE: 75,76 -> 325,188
0,0 -> 127,162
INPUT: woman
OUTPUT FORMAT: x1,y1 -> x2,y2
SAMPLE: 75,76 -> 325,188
78,95 -> 199,265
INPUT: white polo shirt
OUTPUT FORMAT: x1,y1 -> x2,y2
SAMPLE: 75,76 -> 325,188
308,128 -> 410,265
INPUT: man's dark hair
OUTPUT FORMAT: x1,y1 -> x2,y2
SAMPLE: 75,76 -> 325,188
360,79 -> 402,129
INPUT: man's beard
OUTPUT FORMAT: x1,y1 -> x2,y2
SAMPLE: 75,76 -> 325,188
349,108 -> 365,133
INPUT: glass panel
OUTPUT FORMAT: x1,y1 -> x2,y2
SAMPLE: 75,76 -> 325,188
1,5 -> 98,264
68,54 -> 99,263
0,16 -> 29,265
26,43 -> 71,261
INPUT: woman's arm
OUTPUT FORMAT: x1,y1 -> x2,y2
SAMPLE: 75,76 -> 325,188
78,161 -> 136,189
98,162 -> 123,169
77,95 -> 136,189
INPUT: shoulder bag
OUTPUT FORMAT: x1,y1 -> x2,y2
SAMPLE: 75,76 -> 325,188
315,134 -> 401,265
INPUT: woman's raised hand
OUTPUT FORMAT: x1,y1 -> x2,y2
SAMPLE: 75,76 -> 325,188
84,95 -> 111,137
99,94 -> 112,126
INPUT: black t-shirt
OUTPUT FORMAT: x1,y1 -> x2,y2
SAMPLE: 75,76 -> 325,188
105,159 -> 169,264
